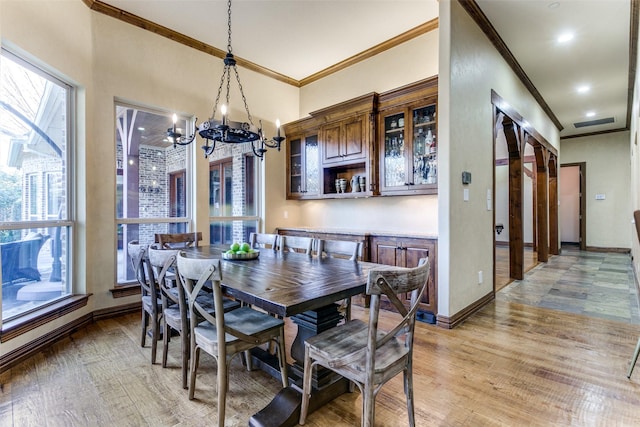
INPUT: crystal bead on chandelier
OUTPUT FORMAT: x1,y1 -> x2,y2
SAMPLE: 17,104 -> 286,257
166,0 -> 284,158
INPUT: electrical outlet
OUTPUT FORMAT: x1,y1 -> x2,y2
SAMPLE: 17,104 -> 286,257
478,270 -> 483,284
283,210 -> 288,219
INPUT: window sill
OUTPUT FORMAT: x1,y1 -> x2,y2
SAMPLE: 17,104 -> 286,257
1,294 -> 91,343
110,284 -> 141,298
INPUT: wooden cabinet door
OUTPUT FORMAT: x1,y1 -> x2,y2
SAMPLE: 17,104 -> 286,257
371,235 -> 437,316
322,116 -> 367,165
370,237 -> 401,266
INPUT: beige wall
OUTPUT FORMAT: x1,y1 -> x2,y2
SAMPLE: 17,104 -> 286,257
560,132 -> 631,249
0,0 -> 298,356
628,20 -> 640,279
438,1 -> 560,317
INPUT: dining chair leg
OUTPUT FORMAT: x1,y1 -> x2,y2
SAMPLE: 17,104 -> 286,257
188,347 -> 200,400
151,317 -> 160,364
299,346 -> 312,425
217,359 -> 228,427
404,366 -> 415,427
627,336 -> 640,379
362,383 -> 375,427
181,331 -> 189,389
162,320 -> 170,368
140,311 -> 148,347
276,331 -> 288,388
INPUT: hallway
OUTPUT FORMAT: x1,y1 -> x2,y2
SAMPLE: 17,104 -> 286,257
496,247 -> 640,325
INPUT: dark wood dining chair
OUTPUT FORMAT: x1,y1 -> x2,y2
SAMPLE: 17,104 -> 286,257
317,239 -> 362,321
278,235 -> 312,254
249,232 -> 278,249
176,253 -> 288,426
128,241 -> 162,364
299,258 -> 430,427
148,245 -> 240,388
155,231 -> 202,249
627,210 -> 640,379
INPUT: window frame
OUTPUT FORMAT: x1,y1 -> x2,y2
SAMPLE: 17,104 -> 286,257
113,100 -> 194,287
0,46 -> 77,335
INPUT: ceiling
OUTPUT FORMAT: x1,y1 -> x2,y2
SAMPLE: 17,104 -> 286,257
99,0 -> 636,139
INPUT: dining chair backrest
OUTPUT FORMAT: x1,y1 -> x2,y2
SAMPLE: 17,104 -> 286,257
127,240 -> 147,272
249,232 -> 278,249
299,257 -> 430,427
147,245 -> 181,305
366,258 -> 430,349
155,232 -> 202,249
176,251 -> 288,425
128,243 -> 153,299
278,235 -> 313,255
317,239 -> 361,261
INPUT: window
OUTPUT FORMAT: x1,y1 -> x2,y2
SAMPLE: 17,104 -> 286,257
115,102 -> 192,285
209,153 -> 258,245
0,47 -> 74,322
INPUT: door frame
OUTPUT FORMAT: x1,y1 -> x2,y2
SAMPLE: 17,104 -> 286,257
559,162 -> 586,251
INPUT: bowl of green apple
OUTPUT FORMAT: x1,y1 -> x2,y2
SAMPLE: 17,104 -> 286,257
222,242 -> 260,260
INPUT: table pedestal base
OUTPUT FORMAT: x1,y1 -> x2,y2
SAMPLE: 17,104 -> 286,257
249,304 -> 346,427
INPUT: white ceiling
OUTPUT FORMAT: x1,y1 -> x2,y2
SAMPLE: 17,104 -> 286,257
100,0 -> 635,139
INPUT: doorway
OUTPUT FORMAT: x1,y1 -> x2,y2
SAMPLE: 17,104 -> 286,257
559,163 -> 586,250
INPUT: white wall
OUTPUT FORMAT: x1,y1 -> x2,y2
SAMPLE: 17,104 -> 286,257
438,1 -> 560,317
560,132 -> 631,249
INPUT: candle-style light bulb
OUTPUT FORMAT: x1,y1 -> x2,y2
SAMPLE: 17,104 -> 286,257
172,113 -> 177,124
221,105 -> 227,126
276,119 -> 281,139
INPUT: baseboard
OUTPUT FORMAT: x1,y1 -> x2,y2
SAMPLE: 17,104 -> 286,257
93,301 -> 141,321
436,291 -> 495,329
1,302 -> 141,374
0,313 -> 93,374
585,246 -> 630,253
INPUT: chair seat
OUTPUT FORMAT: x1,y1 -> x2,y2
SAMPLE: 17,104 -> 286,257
141,295 -> 162,313
194,307 -> 284,348
164,296 -> 240,329
306,319 -> 409,377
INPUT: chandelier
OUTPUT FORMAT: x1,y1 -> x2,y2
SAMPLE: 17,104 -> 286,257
167,0 -> 284,159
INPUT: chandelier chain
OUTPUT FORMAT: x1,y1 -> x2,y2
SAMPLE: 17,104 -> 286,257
227,0 -> 233,53
234,66 -> 254,125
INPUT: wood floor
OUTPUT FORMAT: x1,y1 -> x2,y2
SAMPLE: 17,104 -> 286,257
495,246 -> 538,291
2,300 -> 640,426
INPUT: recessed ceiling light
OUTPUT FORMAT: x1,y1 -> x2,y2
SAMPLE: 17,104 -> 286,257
586,111 -> 596,117
548,2 -> 560,9
577,85 -> 590,93
557,32 -> 574,43
137,127 -> 145,131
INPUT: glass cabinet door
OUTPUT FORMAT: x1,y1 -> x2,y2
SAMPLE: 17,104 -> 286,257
382,112 -> 407,188
303,135 -> 319,195
412,104 -> 437,186
288,134 -> 319,198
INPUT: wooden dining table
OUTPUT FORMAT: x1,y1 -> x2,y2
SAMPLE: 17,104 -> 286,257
182,245 -> 396,427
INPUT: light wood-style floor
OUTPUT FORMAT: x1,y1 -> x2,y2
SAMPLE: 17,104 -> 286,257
2,300 -> 640,426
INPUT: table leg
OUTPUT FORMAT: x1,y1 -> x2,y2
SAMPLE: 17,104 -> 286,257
249,304 -> 346,427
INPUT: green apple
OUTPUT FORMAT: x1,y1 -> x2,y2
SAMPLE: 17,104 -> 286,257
230,242 -> 240,252
241,242 -> 251,252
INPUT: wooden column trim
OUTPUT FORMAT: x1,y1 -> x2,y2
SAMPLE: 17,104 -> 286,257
502,116 -> 524,280
548,155 -> 559,255
534,145 -> 549,262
